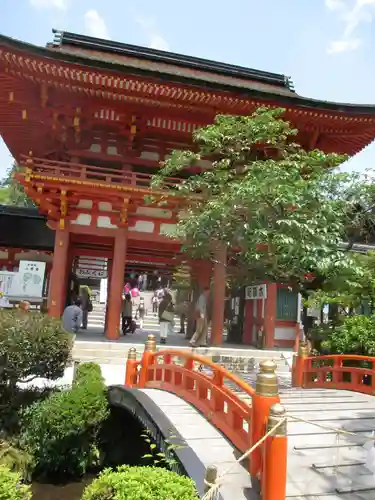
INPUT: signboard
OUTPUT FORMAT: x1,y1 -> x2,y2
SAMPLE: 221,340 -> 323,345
8,261 -> 46,299
0,271 -> 16,307
245,284 -> 267,300
76,257 -> 108,279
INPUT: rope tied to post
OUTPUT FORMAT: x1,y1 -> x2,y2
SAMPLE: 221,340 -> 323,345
202,410 -> 375,500
202,417 -> 287,500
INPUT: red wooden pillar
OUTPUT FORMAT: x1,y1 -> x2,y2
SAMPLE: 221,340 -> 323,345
211,245 -> 226,346
106,230 -> 126,340
264,283 -> 277,349
48,228 -> 70,318
195,259 -> 211,289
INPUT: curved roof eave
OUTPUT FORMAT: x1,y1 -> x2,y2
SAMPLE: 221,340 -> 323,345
1,33 -> 375,116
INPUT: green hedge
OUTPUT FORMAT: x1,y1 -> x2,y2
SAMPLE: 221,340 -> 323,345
0,310 -> 72,400
81,466 -> 199,500
20,363 -> 109,478
0,465 -> 31,500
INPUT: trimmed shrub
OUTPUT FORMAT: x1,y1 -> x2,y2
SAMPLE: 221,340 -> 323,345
0,465 -> 32,500
20,363 -> 108,477
74,362 -> 105,386
81,465 -> 199,500
0,441 -> 34,482
0,310 -> 72,398
321,315 -> 375,355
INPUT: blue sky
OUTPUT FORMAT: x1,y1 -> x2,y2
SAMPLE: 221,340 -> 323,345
0,0 -> 375,178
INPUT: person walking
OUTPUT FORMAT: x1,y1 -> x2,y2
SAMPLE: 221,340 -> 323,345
62,298 -> 83,334
121,292 -> 133,335
189,287 -> 210,348
136,296 -> 146,329
158,291 -> 174,344
79,285 -> 92,330
151,292 -> 158,315
175,299 -> 189,334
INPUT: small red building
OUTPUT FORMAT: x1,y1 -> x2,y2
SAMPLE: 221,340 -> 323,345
1,30 -> 375,346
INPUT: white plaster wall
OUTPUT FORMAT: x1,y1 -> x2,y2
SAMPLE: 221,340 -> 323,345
129,221 -> 155,233
140,151 -> 159,161
274,327 -> 296,340
160,223 -> 177,236
136,207 -> 172,219
77,200 -> 93,209
98,202 -> 112,212
97,216 -> 117,229
72,214 -> 92,226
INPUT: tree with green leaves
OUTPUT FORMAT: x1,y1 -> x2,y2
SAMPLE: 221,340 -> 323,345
151,107 -> 373,291
306,251 -> 375,315
0,163 -> 34,207
0,186 -> 10,204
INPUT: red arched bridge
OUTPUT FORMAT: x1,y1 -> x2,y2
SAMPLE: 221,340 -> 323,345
122,335 -> 375,500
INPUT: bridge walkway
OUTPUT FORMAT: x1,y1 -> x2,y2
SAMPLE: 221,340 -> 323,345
222,370 -> 375,498
141,388 -> 255,499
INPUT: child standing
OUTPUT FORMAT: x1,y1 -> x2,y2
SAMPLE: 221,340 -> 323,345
136,296 -> 146,330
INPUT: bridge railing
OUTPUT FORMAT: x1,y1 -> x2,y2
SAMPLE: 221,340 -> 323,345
125,335 -> 287,500
292,343 -> 375,394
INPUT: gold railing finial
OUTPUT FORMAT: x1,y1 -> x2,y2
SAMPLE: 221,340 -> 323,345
298,342 -> 309,357
145,334 -> 157,353
256,359 -> 278,397
128,347 -> 137,360
267,403 -> 287,436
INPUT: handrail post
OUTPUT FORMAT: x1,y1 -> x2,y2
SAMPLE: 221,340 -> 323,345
263,404 -> 287,500
250,360 -> 280,481
138,334 -> 157,388
293,342 -> 308,387
125,347 -> 138,387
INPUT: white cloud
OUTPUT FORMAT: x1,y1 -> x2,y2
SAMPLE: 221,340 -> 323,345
29,0 -> 67,9
136,16 -> 170,51
84,10 -> 110,39
149,35 -> 170,51
326,38 -> 362,52
325,0 -> 345,9
325,0 -> 375,53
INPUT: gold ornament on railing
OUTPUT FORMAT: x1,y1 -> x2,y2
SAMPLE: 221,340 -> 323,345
256,360 -> 278,397
145,334 -> 157,353
127,347 -> 137,360
267,403 -> 287,436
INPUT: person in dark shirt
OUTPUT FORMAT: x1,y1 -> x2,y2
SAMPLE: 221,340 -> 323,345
158,291 -> 174,344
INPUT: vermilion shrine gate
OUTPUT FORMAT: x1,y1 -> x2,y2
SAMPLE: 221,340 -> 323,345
1,30 -> 375,345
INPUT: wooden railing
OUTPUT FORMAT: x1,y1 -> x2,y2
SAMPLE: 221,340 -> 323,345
125,335 -> 287,500
293,344 -> 375,395
19,155 -> 182,192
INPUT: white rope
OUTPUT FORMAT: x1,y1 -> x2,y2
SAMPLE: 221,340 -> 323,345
201,417 -> 286,500
202,412 -> 375,499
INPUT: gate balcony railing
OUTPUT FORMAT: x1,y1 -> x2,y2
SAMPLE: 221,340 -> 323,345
18,154 -> 182,194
